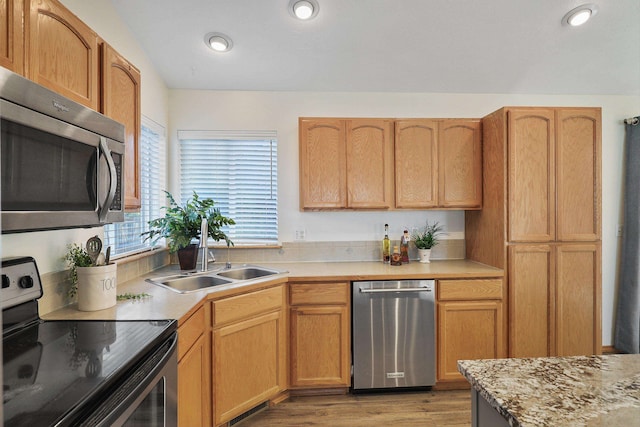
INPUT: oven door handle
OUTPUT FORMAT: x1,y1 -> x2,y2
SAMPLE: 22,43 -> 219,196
359,287 -> 432,293
98,137 -> 117,222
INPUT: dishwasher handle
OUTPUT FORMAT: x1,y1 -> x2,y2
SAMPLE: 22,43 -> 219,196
359,287 -> 432,293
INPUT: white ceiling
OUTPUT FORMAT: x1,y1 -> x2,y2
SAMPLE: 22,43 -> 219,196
110,0 -> 640,95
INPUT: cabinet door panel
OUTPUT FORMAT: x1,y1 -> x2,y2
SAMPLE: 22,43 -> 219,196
556,109 -> 601,241
437,300 -> 504,381
27,0 -> 99,109
178,334 -> 209,427
439,120 -> 482,208
101,43 -> 141,210
509,244 -> 554,357
556,244 -> 601,356
213,311 -> 284,425
0,0 -> 24,74
508,110 -> 555,242
299,118 -> 346,209
394,119 -> 438,208
290,306 -> 350,387
346,119 -> 393,208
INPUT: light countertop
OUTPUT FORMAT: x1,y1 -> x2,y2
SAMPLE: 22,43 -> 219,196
43,259 -> 502,324
458,354 -> 640,426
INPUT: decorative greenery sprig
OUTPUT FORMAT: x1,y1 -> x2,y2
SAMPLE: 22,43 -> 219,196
141,191 -> 235,253
411,221 -> 446,250
117,292 -> 151,301
64,243 -> 93,297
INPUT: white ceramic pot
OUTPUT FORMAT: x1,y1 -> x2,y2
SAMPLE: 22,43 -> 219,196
76,263 -> 117,311
418,248 -> 432,263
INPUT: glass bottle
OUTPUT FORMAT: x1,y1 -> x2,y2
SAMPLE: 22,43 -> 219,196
382,223 -> 390,263
391,245 -> 402,266
401,229 -> 410,263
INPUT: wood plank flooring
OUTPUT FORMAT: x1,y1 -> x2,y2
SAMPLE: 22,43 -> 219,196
238,390 -> 471,427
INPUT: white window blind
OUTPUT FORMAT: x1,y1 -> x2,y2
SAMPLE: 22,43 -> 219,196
104,117 -> 166,256
178,130 -> 278,245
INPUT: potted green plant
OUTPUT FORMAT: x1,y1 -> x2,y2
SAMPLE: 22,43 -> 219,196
411,221 -> 446,263
142,191 -> 235,270
64,241 -> 117,311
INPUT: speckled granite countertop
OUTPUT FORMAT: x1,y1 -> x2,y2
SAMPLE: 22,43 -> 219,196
458,355 -> 640,427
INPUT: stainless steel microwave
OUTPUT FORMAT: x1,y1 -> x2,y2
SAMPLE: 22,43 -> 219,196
0,67 -> 125,233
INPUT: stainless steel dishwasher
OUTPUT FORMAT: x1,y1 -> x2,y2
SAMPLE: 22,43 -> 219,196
352,280 -> 436,390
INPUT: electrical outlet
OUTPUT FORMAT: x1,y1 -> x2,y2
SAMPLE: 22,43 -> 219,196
617,224 -> 623,237
295,230 -> 306,241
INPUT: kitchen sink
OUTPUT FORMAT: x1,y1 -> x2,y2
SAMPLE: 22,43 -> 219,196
160,275 -> 233,293
146,265 -> 285,294
217,266 -> 280,281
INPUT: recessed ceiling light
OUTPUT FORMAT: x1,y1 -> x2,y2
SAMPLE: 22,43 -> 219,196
204,32 -> 233,52
289,0 -> 319,20
562,4 -> 598,27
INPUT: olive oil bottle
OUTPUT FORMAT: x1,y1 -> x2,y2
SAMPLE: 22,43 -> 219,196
382,223 -> 390,263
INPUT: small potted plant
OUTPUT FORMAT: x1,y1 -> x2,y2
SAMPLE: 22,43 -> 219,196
142,191 -> 235,270
64,240 -> 117,311
411,221 -> 446,263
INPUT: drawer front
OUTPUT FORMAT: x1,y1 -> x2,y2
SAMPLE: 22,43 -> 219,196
178,305 -> 205,360
290,282 -> 349,306
213,285 -> 283,326
438,279 -> 503,301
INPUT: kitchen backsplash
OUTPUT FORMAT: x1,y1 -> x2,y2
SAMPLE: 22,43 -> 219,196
39,239 -> 463,315
213,239 -> 465,264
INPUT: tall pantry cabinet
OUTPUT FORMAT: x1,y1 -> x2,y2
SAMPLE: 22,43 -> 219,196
465,107 -> 602,358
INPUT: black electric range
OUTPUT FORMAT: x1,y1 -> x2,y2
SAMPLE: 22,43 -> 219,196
2,257 -> 178,426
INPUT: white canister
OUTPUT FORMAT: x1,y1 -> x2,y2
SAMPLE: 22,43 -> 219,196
76,263 -> 117,311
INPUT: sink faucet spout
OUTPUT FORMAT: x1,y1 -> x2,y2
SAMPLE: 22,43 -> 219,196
200,217 -> 208,272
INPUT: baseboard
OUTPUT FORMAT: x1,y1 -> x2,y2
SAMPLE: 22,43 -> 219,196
602,345 -> 622,354
289,387 -> 350,397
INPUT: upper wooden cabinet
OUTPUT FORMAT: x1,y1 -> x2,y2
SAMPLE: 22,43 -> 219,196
439,120 -> 482,208
300,117 -> 480,210
101,42 -> 141,210
26,0 -> 100,110
299,119 -> 346,209
0,0 -> 24,74
299,117 -> 393,210
395,119 -> 482,209
555,109 -> 601,242
346,119 -> 394,208
507,108 -> 600,242
395,119 -> 438,208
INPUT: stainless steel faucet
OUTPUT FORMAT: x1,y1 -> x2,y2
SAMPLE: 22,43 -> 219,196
200,217 -> 208,272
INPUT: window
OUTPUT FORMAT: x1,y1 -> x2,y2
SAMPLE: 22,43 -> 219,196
104,117 -> 166,256
178,130 -> 278,245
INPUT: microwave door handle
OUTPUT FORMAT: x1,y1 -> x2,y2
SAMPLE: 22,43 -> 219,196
98,137 -> 117,222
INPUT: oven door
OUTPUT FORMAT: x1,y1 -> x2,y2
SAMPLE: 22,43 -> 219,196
83,332 -> 178,427
0,97 -> 124,232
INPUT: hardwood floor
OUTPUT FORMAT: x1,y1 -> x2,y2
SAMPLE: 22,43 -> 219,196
238,390 -> 471,426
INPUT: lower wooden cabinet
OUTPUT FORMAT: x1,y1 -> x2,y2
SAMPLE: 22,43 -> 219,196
177,305 -> 211,427
509,243 -> 601,358
437,279 -> 506,382
289,282 -> 351,388
212,284 -> 287,426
